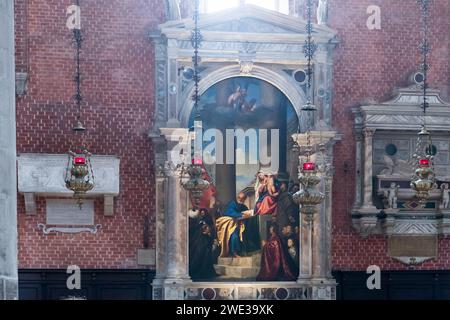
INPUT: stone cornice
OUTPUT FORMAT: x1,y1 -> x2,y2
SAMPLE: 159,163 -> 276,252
354,86 -> 450,131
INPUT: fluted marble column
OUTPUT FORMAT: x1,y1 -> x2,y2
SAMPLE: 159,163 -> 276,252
313,161 -> 334,279
353,133 -> 363,208
295,132 -> 338,299
153,128 -> 192,300
153,168 -> 167,283
164,162 -> 190,283
361,128 -> 377,210
0,0 -> 18,300
298,210 -> 313,279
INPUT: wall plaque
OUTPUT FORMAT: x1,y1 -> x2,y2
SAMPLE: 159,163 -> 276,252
46,199 -> 94,226
137,249 -> 156,266
388,235 -> 437,257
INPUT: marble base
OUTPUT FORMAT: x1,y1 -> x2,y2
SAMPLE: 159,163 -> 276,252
385,208 -> 400,214
357,206 -> 380,214
152,279 -> 336,300
0,276 -> 18,300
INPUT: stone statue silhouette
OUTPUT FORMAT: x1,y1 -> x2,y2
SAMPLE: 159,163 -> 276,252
384,182 -> 399,209
379,155 -> 412,177
167,0 -> 181,20
317,0 -> 328,25
441,183 -> 449,209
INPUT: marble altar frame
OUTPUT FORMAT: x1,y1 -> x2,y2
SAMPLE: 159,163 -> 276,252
149,5 -> 340,300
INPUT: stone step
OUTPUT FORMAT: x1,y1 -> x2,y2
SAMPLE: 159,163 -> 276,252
214,265 -> 260,278
217,257 -> 261,268
217,254 -> 261,268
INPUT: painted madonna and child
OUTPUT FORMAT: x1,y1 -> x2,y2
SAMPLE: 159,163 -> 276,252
189,170 -> 300,281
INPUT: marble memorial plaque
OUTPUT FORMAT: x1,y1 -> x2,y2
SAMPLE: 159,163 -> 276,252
46,199 -> 94,225
388,235 -> 437,257
137,249 -> 156,266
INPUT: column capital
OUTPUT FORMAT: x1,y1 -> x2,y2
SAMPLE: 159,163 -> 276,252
355,131 -> 364,141
324,174 -> 333,193
163,161 -> 183,178
363,127 -> 376,138
155,164 -> 166,179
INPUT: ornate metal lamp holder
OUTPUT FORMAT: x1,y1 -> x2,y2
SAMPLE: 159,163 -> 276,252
410,127 -> 436,203
65,143 -> 94,208
64,0 -> 95,207
182,160 -> 210,208
292,0 -> 326,221
410,0 -> 436,203
293,161 -> 325,221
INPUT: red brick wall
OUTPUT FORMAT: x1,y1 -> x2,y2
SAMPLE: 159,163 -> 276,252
16,0 -> 450,271
329,0 -> 450,271
15,0 -> 165,269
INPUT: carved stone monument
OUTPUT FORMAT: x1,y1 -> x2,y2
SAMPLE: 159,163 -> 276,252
46,199 -> 94,225
352,84 -> 450,263
18,154 -> 120,217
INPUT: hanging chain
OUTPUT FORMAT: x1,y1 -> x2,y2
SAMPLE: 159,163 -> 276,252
305,130 -> 313,162
191,0 -> 203,121
410,0 -> 435,181
303,0 -> 317,102
418,0 -> 433,155
417,0 -> 431,152
294,0 -> 319,168
72,0 -> 84,128
418,0 -> 430,116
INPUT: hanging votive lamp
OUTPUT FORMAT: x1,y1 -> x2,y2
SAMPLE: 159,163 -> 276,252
65,144 -> 94,208
293,159 -> 325,220
410,126 -> 436,203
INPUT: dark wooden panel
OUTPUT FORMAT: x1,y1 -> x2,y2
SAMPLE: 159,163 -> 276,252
19,269 -> 155,300
20,269 -> 450,300
333,270 -> 450,300
389,286 -> 434,300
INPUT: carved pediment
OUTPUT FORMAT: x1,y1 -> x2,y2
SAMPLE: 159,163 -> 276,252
354,86 -> 450,131
202,17 -> 297,34
159,4 -> 336,42
385,86 -> 450,107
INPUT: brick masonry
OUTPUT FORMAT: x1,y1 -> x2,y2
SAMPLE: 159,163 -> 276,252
329,0 -> 450,270
15,0 -> 450,271
15,0 -> 165,269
